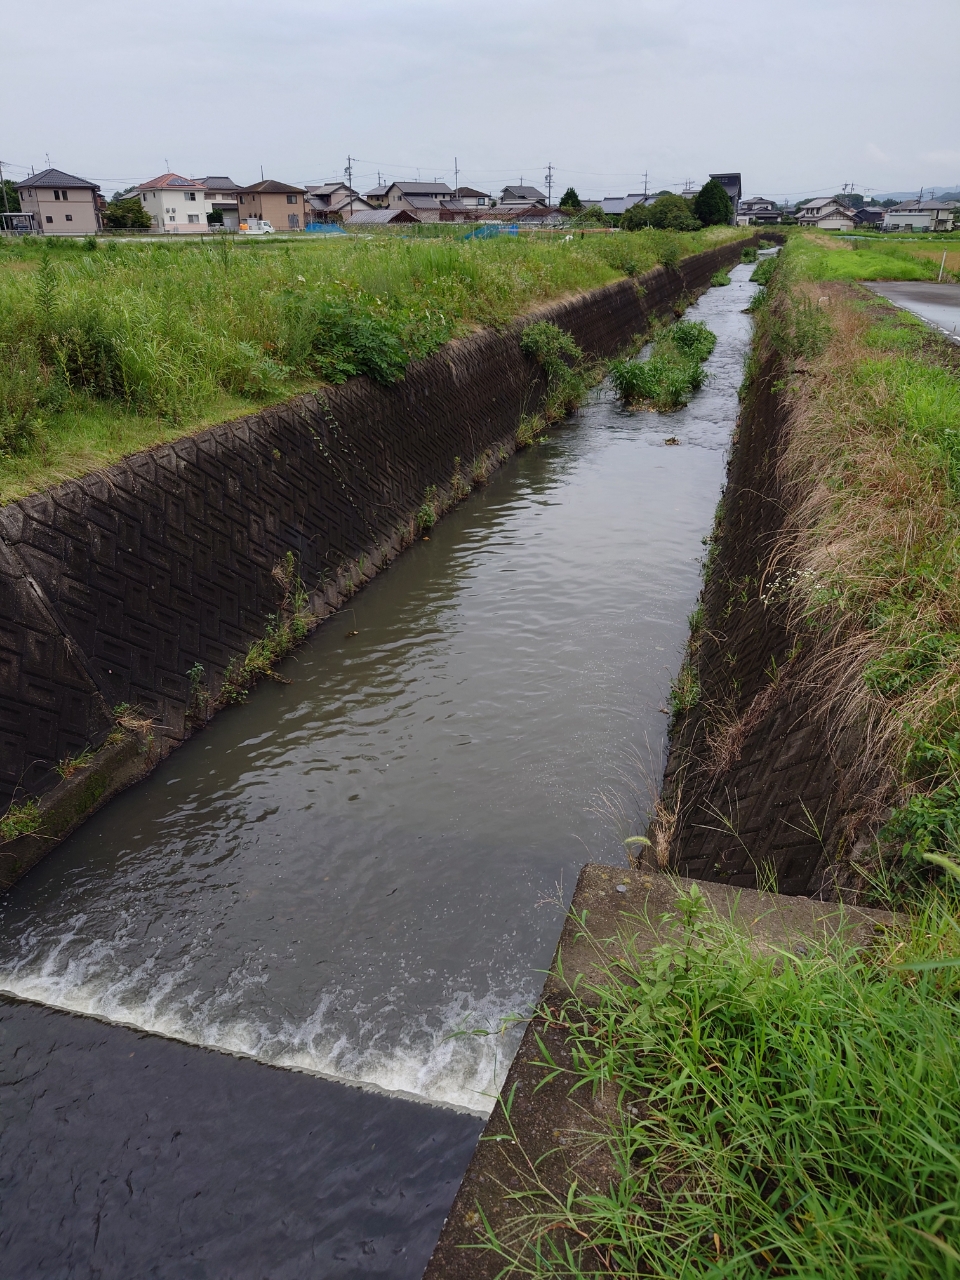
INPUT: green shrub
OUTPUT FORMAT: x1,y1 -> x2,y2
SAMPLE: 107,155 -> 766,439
750,254 -> 778,285
710,269 -> 731,286
612,320 -> 716,411
740,245 -> 758,263
0,799 -> 42,842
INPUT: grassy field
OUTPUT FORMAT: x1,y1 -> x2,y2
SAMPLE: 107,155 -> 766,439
0,225 -> 747,504
788,231 -> 950,282
475,237 -> 960,1277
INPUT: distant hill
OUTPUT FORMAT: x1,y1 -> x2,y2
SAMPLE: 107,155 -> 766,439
871,187 -> 960,202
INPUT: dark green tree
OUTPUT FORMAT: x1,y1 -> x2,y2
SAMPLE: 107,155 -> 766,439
102,195 -> 152,229
621,200 -> 651,231
834,192 -> 864,208
571,203 -> 608,227
692,179 -> 733,227
559,187 -> 582,210
1,179 -> 20,212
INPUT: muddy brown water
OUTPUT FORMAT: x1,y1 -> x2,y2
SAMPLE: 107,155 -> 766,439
0,261 -> 763,1277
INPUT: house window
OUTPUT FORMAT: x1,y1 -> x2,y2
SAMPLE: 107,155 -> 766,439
238,195 -> 245,204
168,215 -> 176,222
286,194 -> 297,204
477,197 -> 486,205
188,214 -> 200,223
54,190 -> 61,200
65,214 -> 73,221
62,190 -> 69,200
45,215 -> 53,223
186,192 -> 196,201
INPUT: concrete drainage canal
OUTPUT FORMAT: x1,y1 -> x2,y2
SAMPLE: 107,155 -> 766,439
0,259 -> 765,1277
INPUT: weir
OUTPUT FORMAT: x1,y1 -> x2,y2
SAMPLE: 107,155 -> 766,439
0,258 -> 766,1274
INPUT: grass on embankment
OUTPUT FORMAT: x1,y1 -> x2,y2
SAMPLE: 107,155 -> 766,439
0,226 -> 749,504
484,878 -> 960,1277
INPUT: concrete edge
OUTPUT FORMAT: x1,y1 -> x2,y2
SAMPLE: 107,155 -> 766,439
423,862 -> 895,1279
0,730 -> 157,889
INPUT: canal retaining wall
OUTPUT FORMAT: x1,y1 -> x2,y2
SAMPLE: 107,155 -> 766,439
0,233 -> 771,883
656,326 -> 883,898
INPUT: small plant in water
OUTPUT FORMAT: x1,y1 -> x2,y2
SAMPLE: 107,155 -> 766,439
710,269 -> 731,286
611,319 -> 716,412
416,485 -> 439,531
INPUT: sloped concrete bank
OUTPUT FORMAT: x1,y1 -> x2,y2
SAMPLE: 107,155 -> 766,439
656,330 -> 882,898
0,233 -> 771,885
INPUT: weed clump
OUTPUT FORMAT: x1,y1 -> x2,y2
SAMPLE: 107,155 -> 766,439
0,799 -> 42,843
519,321 -> 590,420
216,551 -> 311,705
710,269 -> 731,286
611,319 -> 717,411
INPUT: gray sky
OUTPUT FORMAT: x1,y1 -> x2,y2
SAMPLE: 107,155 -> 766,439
5,0 -> 959,202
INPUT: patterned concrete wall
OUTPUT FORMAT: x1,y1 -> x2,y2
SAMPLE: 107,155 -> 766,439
660,339 -> 878,899
0,237 -> 760,809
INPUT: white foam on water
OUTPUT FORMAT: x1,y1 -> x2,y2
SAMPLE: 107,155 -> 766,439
0,931 -> 528,1116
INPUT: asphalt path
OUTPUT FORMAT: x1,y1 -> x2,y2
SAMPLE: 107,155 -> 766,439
863,280 -> 960,343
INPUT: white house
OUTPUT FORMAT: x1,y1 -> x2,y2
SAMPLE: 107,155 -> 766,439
737,196 -> 781,226
455,186 -> 491,208
499,184 -> 548,209
796,198 -> 857,230
135,173 -> 208,232
882,200 -> 957,233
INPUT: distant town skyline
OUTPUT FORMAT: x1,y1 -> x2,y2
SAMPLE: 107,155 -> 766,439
4,0 -> 959,203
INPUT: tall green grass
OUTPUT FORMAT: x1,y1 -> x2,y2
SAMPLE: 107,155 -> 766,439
0,226 -> 748,502
790,233 -> 942,282
484,880 -> 960,1278
610,319 -> 717,411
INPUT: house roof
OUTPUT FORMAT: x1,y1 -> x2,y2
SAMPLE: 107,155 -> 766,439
456,186 -> 490,198
501,185 -> 547,201
201,176 -> 240,191
17,167 -> 100,191
388,181 -> 455,195
305,183 -> 355,196
346,208 -> 421,224
364,184 -> 390,198
237,179 -> 306,195
600,195 -> 645,215
890,199 -> 958,212
136,172 -> 205,190
740,196 -> 776,208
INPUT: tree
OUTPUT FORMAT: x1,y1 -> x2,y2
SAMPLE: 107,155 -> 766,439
692,179 -> 733,227
102,195 -> 152,229
834,192 -> 864,208
1,179 -> 20,213
559,187 -> 582,211
621,201 -> 651,231
571,203 -> 608,227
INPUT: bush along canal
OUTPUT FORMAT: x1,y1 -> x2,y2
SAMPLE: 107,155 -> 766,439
0,260 -> 764,1275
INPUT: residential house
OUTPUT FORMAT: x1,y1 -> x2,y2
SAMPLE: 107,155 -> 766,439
135,173 -> 208,232
304,184 -> 374,223
796,198 -> 857,230
853,207 -> 884,228
737,196 -> 781,225
235,180 -> 307,230
709,173 -> 741,224
16,167 -> 102,235
882,200 -> 957,232
346,208 -> 421,226
362,182 -> 455,214
455,186 -> 491,208
499,185 -> 548,210
202,176 -> 241,230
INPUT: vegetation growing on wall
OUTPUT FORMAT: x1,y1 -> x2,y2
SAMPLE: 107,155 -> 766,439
0,226 -> 749,503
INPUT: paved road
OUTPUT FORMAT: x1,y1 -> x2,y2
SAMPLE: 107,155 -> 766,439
864,280 -> 960,343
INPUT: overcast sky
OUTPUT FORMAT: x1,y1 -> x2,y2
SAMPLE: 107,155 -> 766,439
4,0 -> 959,202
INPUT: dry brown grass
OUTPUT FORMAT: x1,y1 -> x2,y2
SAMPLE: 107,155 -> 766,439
769,282 -> 960,814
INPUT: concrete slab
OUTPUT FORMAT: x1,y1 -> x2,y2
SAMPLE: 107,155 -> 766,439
423,864 -> 895,1278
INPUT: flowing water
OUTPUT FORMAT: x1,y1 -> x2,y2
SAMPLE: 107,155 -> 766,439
0,260 -> 762,1275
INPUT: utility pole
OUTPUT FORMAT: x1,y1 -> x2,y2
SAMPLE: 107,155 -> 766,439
642,170 -> 649,199
345,155 -> 355,218
0,160 -> 9,214
454,156 -> 459,196
544,162 -> 554,208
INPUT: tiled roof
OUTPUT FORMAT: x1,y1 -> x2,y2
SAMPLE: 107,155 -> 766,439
346,208 -> 421,224
456,186 -> 490,198
389,181 -> 454,195
238,180 -> 306,194
137,173 -> 205,190
501,185 -> 546,201
202,176 -> 239,191
16,167 -> 100,191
